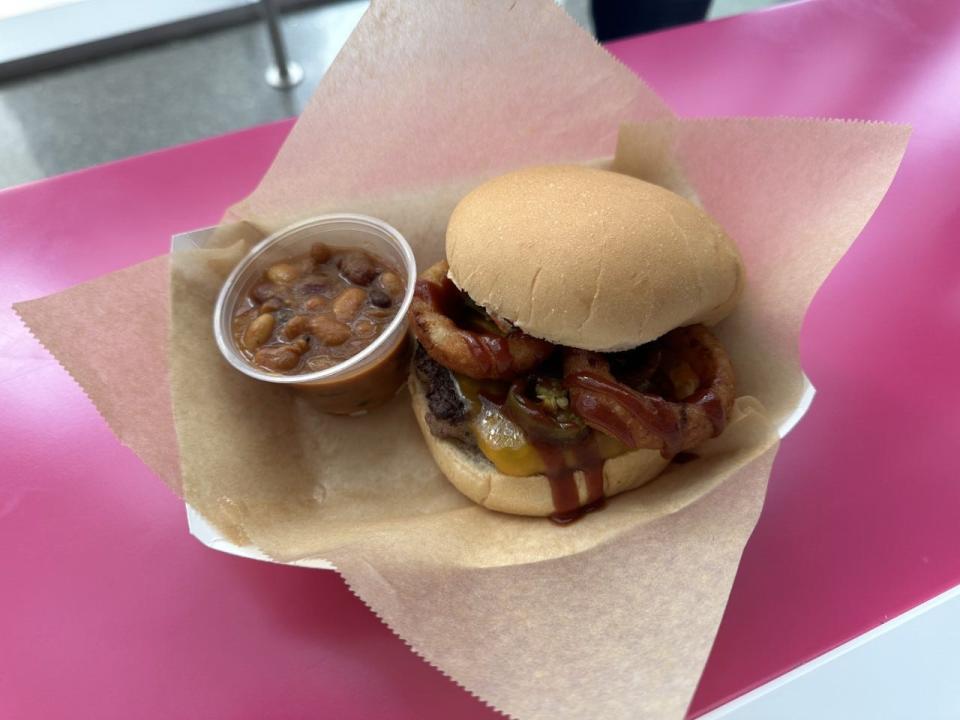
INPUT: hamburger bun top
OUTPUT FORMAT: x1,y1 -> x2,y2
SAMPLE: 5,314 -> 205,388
445,165 -> 744,351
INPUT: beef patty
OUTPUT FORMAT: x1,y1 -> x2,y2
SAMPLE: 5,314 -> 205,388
414,344 -> 476,448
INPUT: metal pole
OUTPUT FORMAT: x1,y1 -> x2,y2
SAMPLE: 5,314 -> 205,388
261,0 -> 303,89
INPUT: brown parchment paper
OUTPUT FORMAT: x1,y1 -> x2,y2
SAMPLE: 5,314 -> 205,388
14,1 -> 910,718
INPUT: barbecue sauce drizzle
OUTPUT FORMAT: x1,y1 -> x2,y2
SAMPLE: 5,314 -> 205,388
528,368 -> 727,523
566,371 -> 685,457
501,385 -> 608,525
566,372 -> 727,458
417,277 -> 725,525
414,277 -> 458,314
415,278 -> 515,376
538,439 -> 607,525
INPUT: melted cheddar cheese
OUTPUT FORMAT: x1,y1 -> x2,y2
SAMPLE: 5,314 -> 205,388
454,373 -> 629,477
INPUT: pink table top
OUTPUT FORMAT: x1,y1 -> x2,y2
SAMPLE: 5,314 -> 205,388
2,0 -> 958,717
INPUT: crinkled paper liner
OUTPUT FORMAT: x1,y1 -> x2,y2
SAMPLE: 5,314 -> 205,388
13,1 -> 910,717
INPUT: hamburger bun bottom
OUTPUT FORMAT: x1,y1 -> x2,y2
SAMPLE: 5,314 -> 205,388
410,376 -> 671,517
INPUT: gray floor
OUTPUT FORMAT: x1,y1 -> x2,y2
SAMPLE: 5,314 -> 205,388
0,0 -> 785,191
0,1 -> 368,189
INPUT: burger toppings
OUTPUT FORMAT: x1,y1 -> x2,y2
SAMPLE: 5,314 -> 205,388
503,377 -> 588,445
411,259 -> 554,379
410,259 -> 737,523
563,325 -> 735,458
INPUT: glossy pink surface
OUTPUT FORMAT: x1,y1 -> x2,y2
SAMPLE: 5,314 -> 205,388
608,0 -> 960,712
2,0 -> 958,717
0,121 -> 496,720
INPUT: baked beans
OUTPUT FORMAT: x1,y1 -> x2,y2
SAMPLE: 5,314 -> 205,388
232,242 -> 406,374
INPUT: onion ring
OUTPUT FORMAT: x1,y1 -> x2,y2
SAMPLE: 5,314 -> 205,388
562,325 -> 736,457
411,260 -> 554,380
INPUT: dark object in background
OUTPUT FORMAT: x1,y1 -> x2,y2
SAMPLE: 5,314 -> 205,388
592,0 -> 711,41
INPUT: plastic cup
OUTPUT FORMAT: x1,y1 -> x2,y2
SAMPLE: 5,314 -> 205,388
213,214 -> 416,415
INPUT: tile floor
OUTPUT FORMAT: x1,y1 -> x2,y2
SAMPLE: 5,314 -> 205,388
0,0 -> 787,190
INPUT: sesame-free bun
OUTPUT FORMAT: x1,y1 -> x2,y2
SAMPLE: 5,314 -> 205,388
446,165 -> 743,351
411,377 -> 670,517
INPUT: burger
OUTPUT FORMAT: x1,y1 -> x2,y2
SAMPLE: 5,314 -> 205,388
409,165 -> 744,523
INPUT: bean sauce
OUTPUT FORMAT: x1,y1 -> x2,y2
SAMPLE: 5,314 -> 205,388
232,242 -> 406,374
